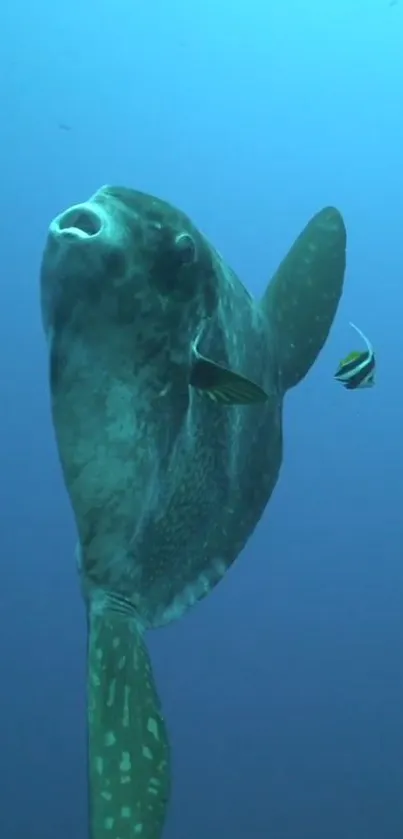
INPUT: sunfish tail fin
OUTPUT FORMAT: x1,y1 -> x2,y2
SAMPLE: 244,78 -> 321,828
262,206 -> 347,393
87,595 -> 170,839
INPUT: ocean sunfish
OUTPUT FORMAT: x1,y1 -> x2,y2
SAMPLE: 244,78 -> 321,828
40,186 -> 346,839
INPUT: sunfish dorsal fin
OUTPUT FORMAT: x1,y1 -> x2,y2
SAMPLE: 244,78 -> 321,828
88,593 -> 170,838
261,206 -> 346,392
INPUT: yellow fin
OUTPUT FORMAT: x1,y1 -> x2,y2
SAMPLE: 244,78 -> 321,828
340,350 -> 361,364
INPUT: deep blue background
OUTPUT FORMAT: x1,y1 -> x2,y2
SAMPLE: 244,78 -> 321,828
1,1 -> 403,837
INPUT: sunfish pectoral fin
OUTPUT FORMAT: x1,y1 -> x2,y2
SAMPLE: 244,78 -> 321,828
190,352 -> 269,405
87,594 -> 170,839
261,206 -> 347,392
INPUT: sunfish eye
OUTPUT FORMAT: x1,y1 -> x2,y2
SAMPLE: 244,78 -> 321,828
174,232 -> 197,265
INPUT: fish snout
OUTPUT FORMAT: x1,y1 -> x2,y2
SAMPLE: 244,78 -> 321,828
41,198 -> 129,338
50,202 -> 104,242
45,198 -> 128,280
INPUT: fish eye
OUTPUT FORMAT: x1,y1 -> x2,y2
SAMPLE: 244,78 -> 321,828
174,232 -> 197,265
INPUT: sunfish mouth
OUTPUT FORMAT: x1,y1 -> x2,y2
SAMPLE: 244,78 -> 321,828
51,203 -> 104,240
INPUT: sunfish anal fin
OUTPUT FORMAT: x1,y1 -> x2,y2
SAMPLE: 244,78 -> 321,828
88,592 -> 170,839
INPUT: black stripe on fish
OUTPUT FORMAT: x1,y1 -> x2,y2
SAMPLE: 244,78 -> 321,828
335,350 -> 369,379
338,353 -> 375,389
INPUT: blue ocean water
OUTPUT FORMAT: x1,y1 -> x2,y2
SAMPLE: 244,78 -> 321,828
1,1 -> 402,837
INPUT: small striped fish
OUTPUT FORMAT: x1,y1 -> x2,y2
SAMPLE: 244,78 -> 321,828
335,322 -> 375,389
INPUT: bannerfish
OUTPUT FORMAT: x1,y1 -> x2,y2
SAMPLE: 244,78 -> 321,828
40,186 -> 346,839
335,321 -> 375,389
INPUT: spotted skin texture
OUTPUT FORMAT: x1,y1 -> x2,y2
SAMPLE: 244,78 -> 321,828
40,186 -> 346,839
88,597 -> 169,838
262,206 -> 348,391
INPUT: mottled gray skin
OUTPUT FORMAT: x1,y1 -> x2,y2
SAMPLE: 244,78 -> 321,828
40,185 -> 346,839
42,188 -> 280,623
